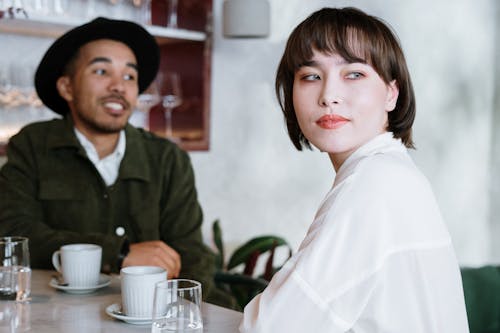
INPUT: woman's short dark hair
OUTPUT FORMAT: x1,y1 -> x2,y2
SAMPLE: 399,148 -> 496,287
275,7 -> 416,150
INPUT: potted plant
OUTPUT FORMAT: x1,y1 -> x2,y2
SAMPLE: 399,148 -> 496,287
212,219 -> 293,310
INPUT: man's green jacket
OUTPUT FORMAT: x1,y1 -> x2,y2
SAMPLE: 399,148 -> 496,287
0,117 -> 221,303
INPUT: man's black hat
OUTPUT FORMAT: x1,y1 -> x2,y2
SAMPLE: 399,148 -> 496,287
35,17 -> 160,115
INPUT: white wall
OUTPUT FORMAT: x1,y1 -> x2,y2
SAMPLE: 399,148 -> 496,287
0,0 -> 497,267
490,2 -> 500,259
191,0 -> 497,267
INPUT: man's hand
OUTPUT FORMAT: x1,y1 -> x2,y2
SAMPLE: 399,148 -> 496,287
121,241 -> 181,278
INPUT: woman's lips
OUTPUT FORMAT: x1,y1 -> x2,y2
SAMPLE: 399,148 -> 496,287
316,114 -> 349,129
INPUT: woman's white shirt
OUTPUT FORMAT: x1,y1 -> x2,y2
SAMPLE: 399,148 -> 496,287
240,133 -> 469,333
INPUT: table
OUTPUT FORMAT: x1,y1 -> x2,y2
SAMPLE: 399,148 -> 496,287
0,269 -> 243,332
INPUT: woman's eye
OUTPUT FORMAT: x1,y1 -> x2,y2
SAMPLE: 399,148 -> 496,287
301,74 -> 321,81
346,72 -> 364,79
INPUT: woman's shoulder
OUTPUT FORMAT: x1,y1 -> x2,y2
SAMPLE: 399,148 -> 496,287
353,150 -> 429,193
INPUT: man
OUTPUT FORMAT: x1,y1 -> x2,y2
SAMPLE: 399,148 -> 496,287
0,17 -> 231,307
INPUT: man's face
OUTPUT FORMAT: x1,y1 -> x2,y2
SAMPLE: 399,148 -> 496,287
57,39 -> 139,135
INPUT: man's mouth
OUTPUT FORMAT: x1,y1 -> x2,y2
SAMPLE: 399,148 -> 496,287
101,96 -> 129,115
104,102 -> 124,111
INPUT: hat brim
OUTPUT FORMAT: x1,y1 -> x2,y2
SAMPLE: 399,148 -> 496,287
35,17 -> 160,115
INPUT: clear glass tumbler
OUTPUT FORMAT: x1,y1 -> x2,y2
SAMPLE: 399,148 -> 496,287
151,279 -> 203,333
0,237 -> 31,302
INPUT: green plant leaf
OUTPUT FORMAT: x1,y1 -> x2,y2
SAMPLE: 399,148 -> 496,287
212,219 -> 225,270
263,240 -> 277,281
243,250 -> 260,276
214,271 -> 269,290
214,272 -> 269,310
227,235 -> 291,270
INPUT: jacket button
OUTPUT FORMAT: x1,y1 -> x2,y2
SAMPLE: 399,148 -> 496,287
115,227 -> 125,236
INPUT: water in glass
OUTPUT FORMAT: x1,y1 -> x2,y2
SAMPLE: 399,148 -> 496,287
0,266 -> 31,301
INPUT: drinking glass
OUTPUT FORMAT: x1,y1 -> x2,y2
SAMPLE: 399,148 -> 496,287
165,0 -> 178,28
0,237 -> 31,302
151,279 -> 203,333
0,301 -> 31,331
131,74 -> 162,130
135,0 -> 152,25
53,0 -> 67,15
161,72 -> 182,138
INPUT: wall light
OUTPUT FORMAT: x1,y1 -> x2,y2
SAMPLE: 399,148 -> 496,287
223,0 -> 270,38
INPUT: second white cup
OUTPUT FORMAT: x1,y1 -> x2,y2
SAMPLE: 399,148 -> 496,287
120,266 -> 167,318
52,243 -> 102,287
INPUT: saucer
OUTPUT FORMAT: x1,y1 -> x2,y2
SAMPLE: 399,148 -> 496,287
49,274 -> 111,294
105,303 -> 152,325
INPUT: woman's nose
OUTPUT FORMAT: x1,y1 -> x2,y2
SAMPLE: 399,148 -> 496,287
318,79 -> 343,106
319,95 -> 343,106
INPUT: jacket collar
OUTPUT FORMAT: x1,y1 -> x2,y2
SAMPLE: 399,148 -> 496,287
120,125 -> 151,182
46,116 -> 151,182
46,116 -> 83,152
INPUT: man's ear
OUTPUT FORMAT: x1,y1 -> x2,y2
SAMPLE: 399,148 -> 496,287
56,76 -> 73,102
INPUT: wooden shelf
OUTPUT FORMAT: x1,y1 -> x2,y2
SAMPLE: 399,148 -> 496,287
0,16 -> 206,43
0,0 -> 212,153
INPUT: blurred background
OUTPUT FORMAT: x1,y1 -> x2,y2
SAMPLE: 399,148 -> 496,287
1,0 -> 499,268
194,0 -> 500,268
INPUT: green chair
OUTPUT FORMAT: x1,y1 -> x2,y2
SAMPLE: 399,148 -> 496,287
461,266 -> 500,333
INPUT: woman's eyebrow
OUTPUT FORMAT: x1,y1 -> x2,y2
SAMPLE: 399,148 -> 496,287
299,60 -> 318,68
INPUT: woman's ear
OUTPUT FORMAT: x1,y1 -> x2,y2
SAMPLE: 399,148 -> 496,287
386,80 -> 399,112
56,76 -> 73,102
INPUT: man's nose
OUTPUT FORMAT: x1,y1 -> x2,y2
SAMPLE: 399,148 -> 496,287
108,74 -> 126,93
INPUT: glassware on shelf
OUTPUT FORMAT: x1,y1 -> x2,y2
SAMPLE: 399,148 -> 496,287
0,0 -> 28,18
129,73 -> 161,130
53,0 -> 67,15
165,0 -> 178,28
133,0 -> 151,25
0,61 -> 41,109
161,72 -> 182,138
132,94 -> 160,130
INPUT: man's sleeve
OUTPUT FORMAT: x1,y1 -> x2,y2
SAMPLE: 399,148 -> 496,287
158,147 -> 235,307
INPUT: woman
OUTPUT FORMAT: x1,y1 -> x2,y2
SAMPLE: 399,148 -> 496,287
240,7 -> 469,332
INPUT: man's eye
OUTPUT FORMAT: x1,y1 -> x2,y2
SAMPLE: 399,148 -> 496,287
94,68 -> 106,75
346,72 -> 364,79
123,74 -> 136,81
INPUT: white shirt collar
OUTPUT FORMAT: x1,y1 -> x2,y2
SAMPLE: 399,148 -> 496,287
334,132 -> 406,187
73,128 -> 126,186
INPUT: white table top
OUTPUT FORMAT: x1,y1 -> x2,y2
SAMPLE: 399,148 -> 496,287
0,269 -> 242,332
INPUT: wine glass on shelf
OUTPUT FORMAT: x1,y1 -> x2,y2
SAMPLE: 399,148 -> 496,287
166,0 -> 178,28
161,72 -> 182,138
131,74 -> 161,130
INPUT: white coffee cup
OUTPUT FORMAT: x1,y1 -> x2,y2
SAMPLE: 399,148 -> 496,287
52,244 -> 102,287
120,266 -> 167,318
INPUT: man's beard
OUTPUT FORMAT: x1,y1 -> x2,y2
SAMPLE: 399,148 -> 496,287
72,96 -> 131,133
74,108 -> 129,134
